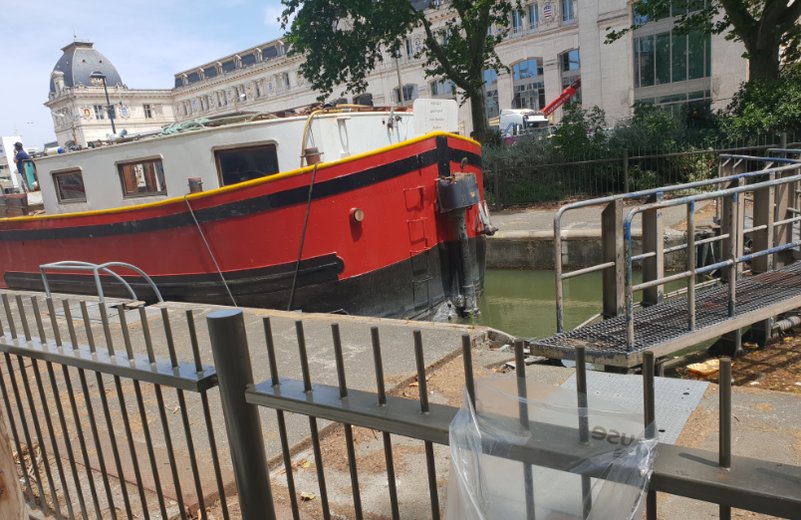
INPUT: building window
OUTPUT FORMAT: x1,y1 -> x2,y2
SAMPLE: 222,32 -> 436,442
405,38 -> 413,58
512,59 -> 545,110
559,50 -> 581,106
484,69 -> 499,119
53,170 -> 86,203
118,159 -> 167,198
143,104 -> 153,118
634,31 -> 710,88
512,9 -> 524,33
430,79 -> 456,99
529,4 -> 540,27
394,85 -> 418,104
215,145 -> 280,187
94,105 -> 105,120
353,93 -> 374,106
562,0 -> 574,22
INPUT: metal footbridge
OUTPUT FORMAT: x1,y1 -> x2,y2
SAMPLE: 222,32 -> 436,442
531,148 -> 801,368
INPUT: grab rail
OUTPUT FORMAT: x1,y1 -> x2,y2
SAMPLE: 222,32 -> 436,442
622,162 -> 801,348
39,261 -> 164,304
554,154 -> 799,332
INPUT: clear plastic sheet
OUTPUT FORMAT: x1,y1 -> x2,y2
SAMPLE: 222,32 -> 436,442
444,377 -> 658,520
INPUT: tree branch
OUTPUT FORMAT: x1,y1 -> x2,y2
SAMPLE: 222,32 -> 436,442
409,4 -> 473,93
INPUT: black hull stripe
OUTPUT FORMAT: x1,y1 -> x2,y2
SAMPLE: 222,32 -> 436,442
0,137 -> 480,242
5,236 -> 487,319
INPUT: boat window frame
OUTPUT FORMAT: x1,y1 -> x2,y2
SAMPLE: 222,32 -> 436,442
212,141 -> 281,188
115,155 -> 169,199
52,167 -> 87,204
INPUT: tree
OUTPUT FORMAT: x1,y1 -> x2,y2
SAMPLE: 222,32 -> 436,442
606,0 -> 801,81
721,71 -> 801,135
280,0 -> 521,141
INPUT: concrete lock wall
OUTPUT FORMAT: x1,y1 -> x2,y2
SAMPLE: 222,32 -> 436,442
486,229 -> 687,270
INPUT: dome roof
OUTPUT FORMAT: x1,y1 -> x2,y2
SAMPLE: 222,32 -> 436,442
50,40 -> 123,94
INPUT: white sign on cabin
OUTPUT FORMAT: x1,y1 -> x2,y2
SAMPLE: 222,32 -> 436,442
413,99 -> 459,135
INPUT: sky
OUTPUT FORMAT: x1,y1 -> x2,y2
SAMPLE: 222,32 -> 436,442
0,0 -> 290,149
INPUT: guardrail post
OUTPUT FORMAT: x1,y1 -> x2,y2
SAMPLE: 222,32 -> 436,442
601,199 -> 624,318
751,172 -> 776,344
642,192 -> 664,306
775,165 -> 798,269
780,132 -> 788,150
721,167 -> 745,282
623,149 -> 629,193
207,309 -> 275,520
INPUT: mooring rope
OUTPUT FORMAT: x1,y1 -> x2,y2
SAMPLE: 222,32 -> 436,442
287,162 -> 320,311
184,195 -> 238,307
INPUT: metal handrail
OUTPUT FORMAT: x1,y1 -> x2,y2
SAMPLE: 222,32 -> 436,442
39,261 -> 164,304
554,154 -> 801,332
622,162 -> 801,348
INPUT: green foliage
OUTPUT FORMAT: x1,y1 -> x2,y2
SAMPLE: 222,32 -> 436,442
552,105 -> 608,158
720,73 -> 801,136
281,1 -> 520,120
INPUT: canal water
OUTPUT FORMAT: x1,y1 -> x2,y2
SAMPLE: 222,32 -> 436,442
465,269 -> 683,340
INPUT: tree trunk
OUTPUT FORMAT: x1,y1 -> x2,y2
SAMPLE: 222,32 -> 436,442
469,91 -> 490,143
0,408 -> 25,519
746,39 -> 781,81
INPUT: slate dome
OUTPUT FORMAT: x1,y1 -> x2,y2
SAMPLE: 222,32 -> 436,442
50,40 -> 123,94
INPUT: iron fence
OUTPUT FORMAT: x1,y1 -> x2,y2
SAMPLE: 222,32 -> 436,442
0,291 -> 799,519
484,131 -> 801,207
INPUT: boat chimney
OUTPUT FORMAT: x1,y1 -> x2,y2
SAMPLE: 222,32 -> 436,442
303,147 -> 322,166
188,177 -> 203,193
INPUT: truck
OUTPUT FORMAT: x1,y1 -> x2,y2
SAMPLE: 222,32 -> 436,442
499,109 -> 550,137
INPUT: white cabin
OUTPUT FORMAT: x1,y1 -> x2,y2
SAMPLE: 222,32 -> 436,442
32,108 -> 420,215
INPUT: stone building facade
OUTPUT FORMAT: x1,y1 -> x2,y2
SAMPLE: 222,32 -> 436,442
45,41 -> 174,147
48,1 -> 750,142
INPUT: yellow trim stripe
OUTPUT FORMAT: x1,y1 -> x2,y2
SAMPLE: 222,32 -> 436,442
2,132 -> 480,223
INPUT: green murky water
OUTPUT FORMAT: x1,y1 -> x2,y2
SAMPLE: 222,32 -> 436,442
464,269 -> 686,341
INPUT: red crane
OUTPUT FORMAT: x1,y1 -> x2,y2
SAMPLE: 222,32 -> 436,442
542,78 -> 581,117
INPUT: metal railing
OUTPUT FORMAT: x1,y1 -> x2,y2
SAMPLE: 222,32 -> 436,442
485,132 -> 800,207
622,159 -> 801,349
0,292 -> 799,519
0,294 -> 228,520
39,261 -> 164,304
554,154 -> 800,332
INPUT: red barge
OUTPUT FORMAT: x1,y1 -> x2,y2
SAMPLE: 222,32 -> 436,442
0,104 -> 492,318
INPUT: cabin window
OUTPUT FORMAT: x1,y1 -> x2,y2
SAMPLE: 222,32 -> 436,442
215,144 -> 280,186
118,159 -> 167,197
53,170 -> 86,203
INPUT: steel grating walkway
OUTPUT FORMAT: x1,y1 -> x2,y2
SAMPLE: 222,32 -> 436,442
531,262 -> 801,367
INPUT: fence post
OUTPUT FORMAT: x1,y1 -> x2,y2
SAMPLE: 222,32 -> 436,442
601,199 -> 624,319
623,149 -> 629,193
207,309 -> 276,520
642,192 -> 664,306
493,162 -> 500,212
780,132 -> 788,149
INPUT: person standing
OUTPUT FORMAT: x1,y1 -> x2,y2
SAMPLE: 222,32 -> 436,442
12,142 -> 30,191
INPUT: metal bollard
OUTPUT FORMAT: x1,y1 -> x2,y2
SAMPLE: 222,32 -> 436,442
207,309 -> 275,520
